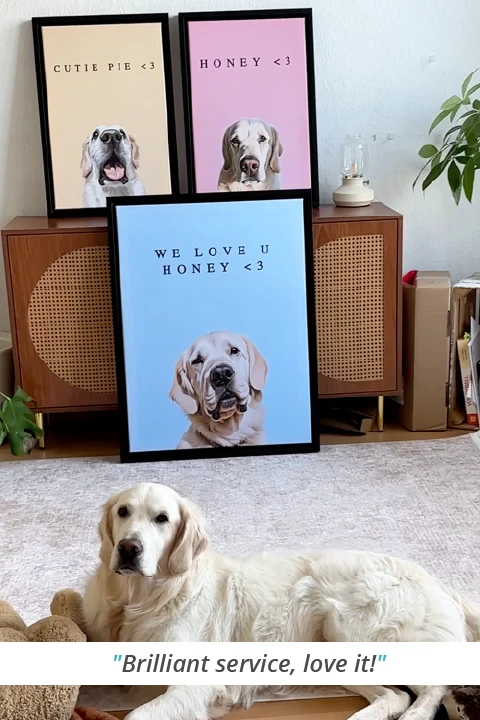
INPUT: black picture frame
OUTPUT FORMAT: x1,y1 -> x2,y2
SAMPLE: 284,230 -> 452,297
179,8 -> 319,206
108,189 -> 319,463
32,13 -> 179,218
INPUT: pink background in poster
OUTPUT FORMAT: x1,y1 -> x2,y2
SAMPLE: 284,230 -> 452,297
188,17 -> 312,192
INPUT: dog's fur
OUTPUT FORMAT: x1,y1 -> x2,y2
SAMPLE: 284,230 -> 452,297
169,331 -> 268,448
217,119 -> 283,192
80,125 -> 145,208
84,483 -> 480,720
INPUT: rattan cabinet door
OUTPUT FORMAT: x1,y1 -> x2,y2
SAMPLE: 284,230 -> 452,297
5,231 -> 117,411
314,220 -> 401,398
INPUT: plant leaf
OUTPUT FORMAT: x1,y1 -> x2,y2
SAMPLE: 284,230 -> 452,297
422,161 -> 448,191
0,427 -> 6,446
473,99 -> 480,111
458,109 -> 477,120
418,144 -> 438,158
468,82 -> 480,97
456,156 -> 469,165
450,103 -> 463,121
463,158 -> 476,202
0,387 -> 42,456
462,71 -> 477,97
441,95 -> 462,111
448,160 -> 462,204
443,125 -> 462,142
429,109 -> 451,134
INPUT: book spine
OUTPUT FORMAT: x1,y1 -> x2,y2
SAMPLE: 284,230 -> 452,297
457,338 -> 479,426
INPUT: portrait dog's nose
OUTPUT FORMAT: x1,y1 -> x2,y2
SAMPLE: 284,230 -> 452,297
240,156 -> 259,175
211,364 -> 235,388
100,130 -> 122,144
118,538 -> 143,561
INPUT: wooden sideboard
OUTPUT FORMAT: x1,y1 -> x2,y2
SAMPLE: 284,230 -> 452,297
2,204 -> 402,434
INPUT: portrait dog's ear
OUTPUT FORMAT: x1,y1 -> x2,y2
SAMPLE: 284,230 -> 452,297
242,336 -> 268,392
80,139 -> 92,178
98,494 -> 119,565
129,134 -> 140,169
221,124 -> 235,171
170,356 -> 198,415
268,125 -> 283,173
168,498 -> 209,576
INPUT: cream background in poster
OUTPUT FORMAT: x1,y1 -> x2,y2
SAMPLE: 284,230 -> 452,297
42,23 -> 171,209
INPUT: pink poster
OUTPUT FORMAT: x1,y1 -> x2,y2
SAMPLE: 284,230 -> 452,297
181,11 -> 318,203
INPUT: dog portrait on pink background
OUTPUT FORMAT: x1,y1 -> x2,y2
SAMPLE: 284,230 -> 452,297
180,9 -> 319,205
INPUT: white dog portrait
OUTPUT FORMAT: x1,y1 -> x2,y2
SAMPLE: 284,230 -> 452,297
80,124 -> 145,208
169,330 -> 268,449
217,119 -> 283,192
83,482 -> 480,720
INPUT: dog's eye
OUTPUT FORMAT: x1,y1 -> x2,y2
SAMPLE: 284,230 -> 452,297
92,130 -> 99,139
231,137 -> 239,146
118,506 -> 129,518
230,346 -> 240,355
259,135 -> 266,143
192,356 -> 203,365
155,513 -> 168,524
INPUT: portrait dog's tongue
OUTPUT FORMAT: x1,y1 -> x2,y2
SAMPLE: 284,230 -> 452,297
103,163 -> 125,181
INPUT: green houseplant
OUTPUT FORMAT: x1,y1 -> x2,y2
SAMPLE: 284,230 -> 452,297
415,70 -> 480,203
0,387 -> 44,455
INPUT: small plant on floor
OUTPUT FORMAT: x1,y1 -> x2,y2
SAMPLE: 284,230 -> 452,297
0,387 -> 43,455
414,69 -> 480,204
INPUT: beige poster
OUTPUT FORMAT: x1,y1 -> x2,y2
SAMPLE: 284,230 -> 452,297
41,23 -> 172,210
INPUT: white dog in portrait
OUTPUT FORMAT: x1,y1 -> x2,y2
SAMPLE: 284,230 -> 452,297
217,119 -> 283,192
169,330 -> 268,449
80,124 -> 145,208
83,482 -> 480,720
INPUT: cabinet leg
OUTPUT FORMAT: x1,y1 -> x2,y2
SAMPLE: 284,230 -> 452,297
35,412 -> 45,449
377,396 -> 384,432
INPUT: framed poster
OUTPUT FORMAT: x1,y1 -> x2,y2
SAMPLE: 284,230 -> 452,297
109,190 -> 319,463
180,9 -> 319,205
32,14 -> 179,217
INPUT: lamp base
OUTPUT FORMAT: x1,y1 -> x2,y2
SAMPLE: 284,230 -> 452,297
333,177 -> 374,207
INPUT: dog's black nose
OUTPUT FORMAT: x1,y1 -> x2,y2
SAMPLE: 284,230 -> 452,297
118,538 -> 143,561
240,156 -> 259,175
211,364 -> 234,388
100,130 -> 123,144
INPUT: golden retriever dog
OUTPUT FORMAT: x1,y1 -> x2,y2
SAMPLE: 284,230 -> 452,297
169,331 -> 268,448
83,483 -> 480,720
217,119 -> 283,192
81,124 -> 145,208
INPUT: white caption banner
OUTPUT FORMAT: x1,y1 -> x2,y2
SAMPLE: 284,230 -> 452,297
1,642 -> 479,685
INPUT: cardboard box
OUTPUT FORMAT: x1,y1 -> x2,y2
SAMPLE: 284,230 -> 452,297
399,271 -> 451,431
448,273 -> 480,429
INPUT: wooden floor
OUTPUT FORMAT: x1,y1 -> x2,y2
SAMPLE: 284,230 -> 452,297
0,407 -> 468,462
109,697 -> 368,720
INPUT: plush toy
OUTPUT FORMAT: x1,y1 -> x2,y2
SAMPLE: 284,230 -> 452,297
444,687 -> 480,720
0,590 -> 118,720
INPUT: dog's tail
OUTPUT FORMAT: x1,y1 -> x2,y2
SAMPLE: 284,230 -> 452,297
448,588 -> 480,641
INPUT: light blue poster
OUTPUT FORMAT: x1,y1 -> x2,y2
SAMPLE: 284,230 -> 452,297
114,195 -> 315,455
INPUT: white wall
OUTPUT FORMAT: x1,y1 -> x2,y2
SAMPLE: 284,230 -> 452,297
1,0 -> 479,331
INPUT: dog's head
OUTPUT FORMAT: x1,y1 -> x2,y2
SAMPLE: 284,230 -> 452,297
221,119 -> 283,184
98,483 -> 209,577
80,125 -> 140,185
170,331 -> 268,422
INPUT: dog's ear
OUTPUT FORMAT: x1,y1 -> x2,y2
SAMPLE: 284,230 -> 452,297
242,336 -> 268,391
80,139 -> 92,178
268,125 -> 283,173
98,495 -> 118,565
129,134 -> 140,169
168,499 -> 209,576
221,124 -> 234,171
169,355 -> 198,415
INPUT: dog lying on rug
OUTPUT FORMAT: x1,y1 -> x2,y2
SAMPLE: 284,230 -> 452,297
82,483 -> 480,720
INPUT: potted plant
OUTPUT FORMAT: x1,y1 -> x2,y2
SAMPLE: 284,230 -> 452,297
415,70 -> 480,203
0,387 -> 44,455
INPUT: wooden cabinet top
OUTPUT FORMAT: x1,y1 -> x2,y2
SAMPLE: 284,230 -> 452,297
2,216 -> 108,236
312,202 -> 401,223
2,202 -> 401,236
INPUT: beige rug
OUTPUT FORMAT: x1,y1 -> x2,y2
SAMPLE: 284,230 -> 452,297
2,435 -> 479,709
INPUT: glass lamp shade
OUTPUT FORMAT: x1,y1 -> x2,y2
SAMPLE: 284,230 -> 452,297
341,134 -> 369,179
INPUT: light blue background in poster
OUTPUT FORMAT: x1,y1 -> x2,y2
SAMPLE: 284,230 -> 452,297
116,198 -> 312,452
